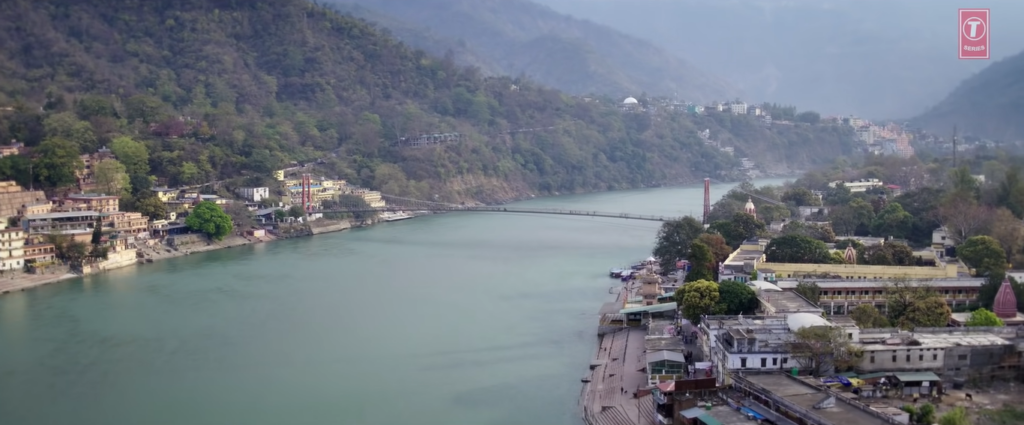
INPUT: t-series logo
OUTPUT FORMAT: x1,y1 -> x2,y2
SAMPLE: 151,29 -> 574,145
959,9 -> 990,59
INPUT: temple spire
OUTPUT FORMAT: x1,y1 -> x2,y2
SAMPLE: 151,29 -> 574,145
993,277 -> 1018,319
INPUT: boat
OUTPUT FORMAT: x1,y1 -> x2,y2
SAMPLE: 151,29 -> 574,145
380,211 -> 414,222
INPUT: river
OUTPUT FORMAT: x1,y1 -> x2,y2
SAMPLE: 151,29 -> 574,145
0,178 -> 788,425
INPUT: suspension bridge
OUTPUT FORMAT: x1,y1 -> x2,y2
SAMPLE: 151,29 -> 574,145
312,178 -> 786,224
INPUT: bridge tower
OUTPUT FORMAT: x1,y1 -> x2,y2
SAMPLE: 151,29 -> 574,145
301,174 -> 312,213
702,178 -> 711,225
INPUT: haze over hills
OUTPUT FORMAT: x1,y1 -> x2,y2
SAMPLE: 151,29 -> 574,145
535,0 -> 1024,120
329,0 -> 738,102
912,49 -> 1024,142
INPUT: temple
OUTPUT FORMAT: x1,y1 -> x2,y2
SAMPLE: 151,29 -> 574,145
950,277 -> 1024,326
744,197 -> 757,219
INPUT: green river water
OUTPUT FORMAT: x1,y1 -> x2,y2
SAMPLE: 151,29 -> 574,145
0,178 -> 786,425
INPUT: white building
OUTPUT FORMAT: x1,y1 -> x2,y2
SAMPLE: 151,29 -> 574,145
828,178 -> 884,193
699,313 -> 859,385
0,222 -> 26,272
729,102 -> 748,115
236,187 -> 270,202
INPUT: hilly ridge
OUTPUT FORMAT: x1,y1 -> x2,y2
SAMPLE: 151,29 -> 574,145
912,49 -> 1024,142
0,0 -> 855,204
330,0 -> 737,102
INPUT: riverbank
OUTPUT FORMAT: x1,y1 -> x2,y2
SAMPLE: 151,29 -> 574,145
0,217 -> 368,296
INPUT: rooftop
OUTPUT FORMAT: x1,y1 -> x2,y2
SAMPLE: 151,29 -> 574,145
759,290 -> 822,314
24,211 -> 100,220
858,331 -> 1013,351
774,278 -> 985,289
742,373 -> 890,425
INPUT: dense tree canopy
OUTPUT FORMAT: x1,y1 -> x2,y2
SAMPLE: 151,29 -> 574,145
965,308 -> 1004,327
185,201 -> 233,241
0,0 -> 859,203
685,242 -> 716,282
677,279 -> 719,323
716,280 -> 759,315
653,217 -> 704,273
764,234 -> 832,264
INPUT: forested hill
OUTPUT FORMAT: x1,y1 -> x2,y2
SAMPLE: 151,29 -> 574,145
912,49 -> 1024,142
0,0 -> 856,203
329,0 -> 736,102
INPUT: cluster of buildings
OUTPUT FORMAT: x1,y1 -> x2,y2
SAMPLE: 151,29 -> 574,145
596,261 -> 1024,425
827,116 -> 916,158
0,181 -> 146,273
620,97 -> 776,127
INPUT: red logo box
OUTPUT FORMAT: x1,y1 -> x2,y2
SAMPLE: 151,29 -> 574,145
959,9 -> 990,59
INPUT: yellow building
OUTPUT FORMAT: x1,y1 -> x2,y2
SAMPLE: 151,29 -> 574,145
60,194 -> 120,213
153,187 -> 179,202
273,169 -> 285,181
105,211 -> 150,234
354,190 -> 385,208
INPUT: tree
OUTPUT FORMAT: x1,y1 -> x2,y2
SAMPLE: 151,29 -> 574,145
685,241 -> 716,282
185,201 -> 233,241
795,111 -> 821,125
764,234 -> 832,264
730,212 -> 767,241
958,235 -> 1007,277
653,216 -> 704,273
134,195 -> 167,220
287,205 -> 306,219
717,280 -> 758,315
42,111 -> 98,152
110,136 -> 150,179
948,166 -> 979,200
678,279 -> 719,323
988,207 -> 1024,263
904,297 -> 953,328
273,209 -> 287,222
870,202 -> 913,239
91,216 -> 103,245
92,158 -> 131,197
850,304 -> 891,328
937,197 -> 993,245
784,188 -> 821,207
330,194 -> 376,221
33,137 -> 84,189
937,407 -> 969,425
829,198 -> 875,236
824,183 -> 853,206
997,165 -> 1024,218
224,201 -> 255,231
965,307 -> 1004,327
786,325 -> 863,377
794,281 -> 821,305
781,221 -> 836,243
885,278 -> 951,329
697,233 -> 732,266
0,155 -> 33,188
862,243 -> 915,266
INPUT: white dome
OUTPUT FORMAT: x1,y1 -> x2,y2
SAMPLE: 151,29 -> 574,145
787,312 -> 830,332
744,197 -> 755,210
623,97 -> 638,104
748,280 -> 782,292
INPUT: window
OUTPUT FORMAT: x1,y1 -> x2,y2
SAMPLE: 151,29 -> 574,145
782,358 -> 788,364
870,355 -> 875,364
741,358 -> 747,368
933,354 -> 938,361
773,358 -> 778,366
906,354 -> 911,362
761,358 -> 767,368
892,355 -> 897,362
848,333 -> 853,340
919,355 -> 924,361
958,355 -> 968,361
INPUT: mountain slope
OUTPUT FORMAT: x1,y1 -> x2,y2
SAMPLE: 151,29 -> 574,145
912,50 -> 1024,142
330,0 -> 737,102
535,0 -> 1024,119
0,0 -> 853,204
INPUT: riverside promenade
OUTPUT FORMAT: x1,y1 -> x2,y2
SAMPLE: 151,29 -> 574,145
580,281 -> 657,425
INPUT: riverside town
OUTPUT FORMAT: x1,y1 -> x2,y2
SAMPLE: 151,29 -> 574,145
3,1 -> 1024,425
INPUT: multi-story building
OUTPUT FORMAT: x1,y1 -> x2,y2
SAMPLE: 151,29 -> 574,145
0,222 -> 26,272
22,211 -> 99,242
700,314 -> 860,385
235,187 -> 270,202
19,202 -> 52,216
105,211 -> 150,235
59,194 -> 119,213
729,102 -> 747,115
349,189 -> 386,208
856,326 -> 1024,381
152,187 -> 179,202
774,277 -> 984,314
